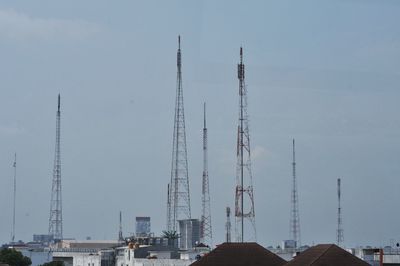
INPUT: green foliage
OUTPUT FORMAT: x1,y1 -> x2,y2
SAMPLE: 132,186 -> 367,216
161,230 -> 179,239
0,248 -> 32,266
39,261 -> 64,266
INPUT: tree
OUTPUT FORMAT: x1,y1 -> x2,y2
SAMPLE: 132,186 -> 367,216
39,261 -> 64,266
162,230 -> 179,248
0,248 -> 31,266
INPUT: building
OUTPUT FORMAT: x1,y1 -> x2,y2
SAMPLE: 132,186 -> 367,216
190,242 -> 286,266
115,245 -> 195,266
285,244 -> 369,266
352,246 -> 400,265
179,219 -> 200,250
33,234 -> 53,244
57,240 -> 120,249
52,249 -> 114,266
135,217 -> 151,237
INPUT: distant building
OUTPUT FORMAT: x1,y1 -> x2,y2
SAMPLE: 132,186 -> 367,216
57,239 -> 120,249
179,219 -> 200,250
33,234 -> 53,244
135,217 -> 151,237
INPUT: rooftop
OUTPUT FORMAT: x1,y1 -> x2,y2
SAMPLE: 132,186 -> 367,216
190,242 -> 286,266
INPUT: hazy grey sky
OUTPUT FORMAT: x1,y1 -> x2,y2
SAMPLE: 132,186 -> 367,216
1,0 -> 400,248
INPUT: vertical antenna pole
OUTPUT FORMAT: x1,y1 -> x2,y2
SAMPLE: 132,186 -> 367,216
337,178 -> 344,247
118,211 -> 123,242
12,153 -> 16,243
226,207 -> 231,243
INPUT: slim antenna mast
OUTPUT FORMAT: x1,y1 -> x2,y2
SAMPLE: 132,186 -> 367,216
226,207 -> 231,243
200,103 -> 212,246
337,178 -> 344,247
11,153 -> 16,243
290,139 -> 301,247
118,211 -> 124,241
167,36 -> 191,232
234,47 -> 256,242
49,94 -> 63,242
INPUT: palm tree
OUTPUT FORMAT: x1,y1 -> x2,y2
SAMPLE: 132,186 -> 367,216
162,230 -> 179,247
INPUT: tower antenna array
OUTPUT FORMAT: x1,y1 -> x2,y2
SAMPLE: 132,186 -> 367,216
290,139 -> 301,247
167,36 -> 191,232
234,47 -> 256,242
49,94 -> 63,242
11,153 -> 16,243
337,178 -> 344,247
200,103 -> 212,246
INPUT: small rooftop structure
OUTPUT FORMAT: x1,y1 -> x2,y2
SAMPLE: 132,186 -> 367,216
190,242 -> 286,266
285,244 -> 369,266
57,240 -> 120,249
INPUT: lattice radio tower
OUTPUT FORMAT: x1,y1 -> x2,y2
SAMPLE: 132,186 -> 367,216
337,178 -> 344,247
290,139 -> 301,247
167,36 -> 191,232
200,103 -> 212,246
234,47 -> 256,242
49,94 -> 63,242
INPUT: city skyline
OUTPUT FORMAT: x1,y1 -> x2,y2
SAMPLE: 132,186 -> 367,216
0,1 -> 400,248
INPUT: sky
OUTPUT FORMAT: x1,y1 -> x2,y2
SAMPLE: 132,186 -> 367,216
0,0 -> 400,248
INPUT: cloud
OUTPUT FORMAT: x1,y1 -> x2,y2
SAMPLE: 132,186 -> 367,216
0,124 -> 25,136
0,9 -> 101,41
252,145 -> 268,160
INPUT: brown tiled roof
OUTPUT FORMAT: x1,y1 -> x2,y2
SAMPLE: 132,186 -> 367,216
285,244 -> 369,266
190,242 -> 287,266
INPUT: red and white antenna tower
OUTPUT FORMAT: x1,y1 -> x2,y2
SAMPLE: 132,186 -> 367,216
234,47 -> 256,242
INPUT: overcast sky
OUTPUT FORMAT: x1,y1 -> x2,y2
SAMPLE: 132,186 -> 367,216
0,0 -> 400,248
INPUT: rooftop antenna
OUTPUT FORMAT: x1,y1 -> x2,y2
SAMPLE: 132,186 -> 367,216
118,211 -> 124,242
226,207 -> 231,243
337,178 -> 344,247
234,47 -> 256,242
49,94 -> 63,242
167,36 -> 191,232
200,103 -> 212,246
11,153 -> 16,243
290,139 -> 301,247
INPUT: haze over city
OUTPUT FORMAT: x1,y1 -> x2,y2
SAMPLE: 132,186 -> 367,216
0,0 -> 400,249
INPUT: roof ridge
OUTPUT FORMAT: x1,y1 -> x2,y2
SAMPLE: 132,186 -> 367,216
309,244 -> 334,266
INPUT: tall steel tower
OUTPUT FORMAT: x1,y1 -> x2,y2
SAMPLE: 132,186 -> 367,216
200,103 -> 212,246
11,153 -> 16,243
167,36 -> 191,232
234,47 -> 256,242
225,207 -> 231,243
49,94 -> 63,242
290,139 -> 301,247
337,178 -> 344,247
